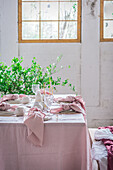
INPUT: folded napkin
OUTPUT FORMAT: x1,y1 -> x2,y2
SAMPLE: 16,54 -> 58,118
19,94 -> 27,98
51,95 -> 86,115
24,107 -> 45,146
0,102 -> 10,111
0,94 -> 29,105
0,102 -> 19,115
0,94 -> 19,102
0,94 -> 28,101
55,95 -> 86,111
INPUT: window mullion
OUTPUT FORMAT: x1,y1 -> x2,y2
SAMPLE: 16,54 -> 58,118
39,1 -> 41,39
77,1 -> 80,41
58,1 -> 60,39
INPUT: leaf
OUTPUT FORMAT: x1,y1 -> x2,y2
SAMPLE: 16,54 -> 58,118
0,56 -> 76,94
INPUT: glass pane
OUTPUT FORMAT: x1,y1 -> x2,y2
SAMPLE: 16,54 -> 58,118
40,0 -> 59,2
60,2 -> 78,20
60,0 -> 78,1
104,1 -> 113,19
22,2 -> 39,20
22,0 -> 56,2
22,22 -> 39,39
22,0 -> 39,1
104,21 -> 113,38
40,0 -> 79,2
41,22 -> 58,39
59,21 -> 77,39
41,2 -> 58,20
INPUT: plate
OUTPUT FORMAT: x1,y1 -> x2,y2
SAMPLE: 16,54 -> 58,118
0,110 -> 14,116
44,116 -> 52,121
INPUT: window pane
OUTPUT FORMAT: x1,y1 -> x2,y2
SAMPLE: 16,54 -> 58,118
41,22 -> 58,39
40,0 -> 57,1
22,22 -> 39,39
41,0 -> 79,2
41,2 -> 58,20
60,0 -> 78,1
104,1 -> 113,19
60,2 -> 78,20
22,2 -> 39,20
22,0 -> 39,1
59,21 -> 77,39
22,0 -> 56,2
104,21 -> 113,38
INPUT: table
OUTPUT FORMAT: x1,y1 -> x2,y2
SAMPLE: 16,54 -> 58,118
0,93 -> 92,170
0,113 -> 91,170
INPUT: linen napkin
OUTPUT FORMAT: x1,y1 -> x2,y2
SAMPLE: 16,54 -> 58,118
0,94 -> 19,102
0,102 -> 10,111
24,108 -> 45,146
54,95 -> 86,111
51,95 -> 86,115
0,94 -> 28,103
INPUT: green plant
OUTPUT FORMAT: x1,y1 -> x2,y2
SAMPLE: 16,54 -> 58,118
0,56 -> 75,95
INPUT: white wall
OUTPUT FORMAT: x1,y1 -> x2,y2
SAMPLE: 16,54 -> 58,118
0,0 -> 113,127
0,0 -> 18,64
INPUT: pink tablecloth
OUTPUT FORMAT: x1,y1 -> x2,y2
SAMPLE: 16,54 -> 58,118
0,114 -> 91,170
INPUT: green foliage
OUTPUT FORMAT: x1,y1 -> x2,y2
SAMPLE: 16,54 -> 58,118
72,3 -> 77,12
0,56 -> 75,95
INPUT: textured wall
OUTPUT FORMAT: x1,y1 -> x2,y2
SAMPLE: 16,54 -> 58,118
0,0 -> 113,127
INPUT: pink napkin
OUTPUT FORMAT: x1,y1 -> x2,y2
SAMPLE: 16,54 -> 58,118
55,95 -> 86,111
0,102 -> 10,111
0,94 -> 28,103
0,94 -> 19,102
19,94 -> 27,98
24,108 -> 45,146
51,95 -> 86,115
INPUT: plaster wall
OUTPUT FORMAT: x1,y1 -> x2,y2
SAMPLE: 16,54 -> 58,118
0,0 -> 113,127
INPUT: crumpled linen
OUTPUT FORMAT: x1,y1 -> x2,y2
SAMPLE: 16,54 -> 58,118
92,127 -> 113,170
24,107 -> 45,146
99,126 -> 113,170
92,140 -> 107,161
51,95 -> 86,115
94,128 -> 113,141
91,132 -> 108,170
99,126 -> 113,135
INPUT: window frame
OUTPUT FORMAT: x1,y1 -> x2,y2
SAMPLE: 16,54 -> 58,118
18,0 -> 81,43
100,0 -> 113,42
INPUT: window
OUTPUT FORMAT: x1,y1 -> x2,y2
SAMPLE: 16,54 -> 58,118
100,0 -> 113,41
18,0 -> 81,43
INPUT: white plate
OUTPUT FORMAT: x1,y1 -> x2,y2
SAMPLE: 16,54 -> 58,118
44,116 -> 52,121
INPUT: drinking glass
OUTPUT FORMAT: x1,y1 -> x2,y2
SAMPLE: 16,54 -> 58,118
44,94 -> 54,113
32,84 -> 40,95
